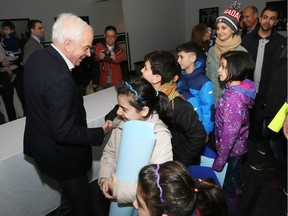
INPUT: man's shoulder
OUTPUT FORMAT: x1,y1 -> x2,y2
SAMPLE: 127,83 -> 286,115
24,37 -> 39,48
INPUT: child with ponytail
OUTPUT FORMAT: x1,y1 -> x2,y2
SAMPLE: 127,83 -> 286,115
98,77 -> 173,206
134,161 -> 228,216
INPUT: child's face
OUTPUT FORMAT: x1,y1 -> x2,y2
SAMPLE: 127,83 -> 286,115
116,94 -> 146,122
2,27 -> 13,36
216,22 -> 234,42
218,58 -> 228,81
141,60 -> 157,85
133,187 -> 152,216
177,51 -> 197,73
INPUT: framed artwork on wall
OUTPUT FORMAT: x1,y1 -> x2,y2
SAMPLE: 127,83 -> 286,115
199,7 -> 219,30
266,0 -> 287,31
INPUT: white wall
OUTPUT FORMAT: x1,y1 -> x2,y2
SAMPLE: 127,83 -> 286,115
0,0 -> 125,40
121,0 -> 186,68
1,0 -> 286,70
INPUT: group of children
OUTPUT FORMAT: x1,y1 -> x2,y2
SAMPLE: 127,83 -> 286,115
96,42 -> 256,215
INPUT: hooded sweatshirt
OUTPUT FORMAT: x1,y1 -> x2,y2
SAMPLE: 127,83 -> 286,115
177,58 -> 214,134
213,79 -> 256,172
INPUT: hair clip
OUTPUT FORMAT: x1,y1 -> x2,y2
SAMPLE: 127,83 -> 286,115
125,82 -> 143,104
193,178 -> 201,193
155,164 -> 167,208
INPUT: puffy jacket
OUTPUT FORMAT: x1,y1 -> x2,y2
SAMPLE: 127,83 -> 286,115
98,112 -> 172,203
213,79 -> 256,171
177,57 -> 214,134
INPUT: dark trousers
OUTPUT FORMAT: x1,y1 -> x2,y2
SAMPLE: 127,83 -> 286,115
0,67 -> 25,121
223,156 -> 243,214
13,67 -> 25,114
0,72 -> 16,121
56,175 -> 94,216
249,95 -> 264,144
263,118 -> 287,182
92,180 -> 110,216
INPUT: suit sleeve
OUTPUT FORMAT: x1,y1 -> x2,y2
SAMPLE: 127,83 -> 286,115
46,72 -> 104,146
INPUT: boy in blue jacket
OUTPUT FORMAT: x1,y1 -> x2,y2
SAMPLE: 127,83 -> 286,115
176,42 -> 214,140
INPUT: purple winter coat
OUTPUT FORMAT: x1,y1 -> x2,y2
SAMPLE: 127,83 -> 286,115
212,79 -> 256,172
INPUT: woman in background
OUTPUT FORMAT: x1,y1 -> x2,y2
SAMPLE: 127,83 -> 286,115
191,23 -> 212,59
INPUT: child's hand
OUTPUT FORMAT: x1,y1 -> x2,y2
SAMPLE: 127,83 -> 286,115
102,174 -> 118,200
102,180 -> 114,200
102,120 -> 113,135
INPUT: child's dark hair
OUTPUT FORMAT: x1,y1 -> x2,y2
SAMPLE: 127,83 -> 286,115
220,51 -> 255,82
115,77 -> 172,123
143,51 -> 181,84
176,42 -> 200,58
137,161 -> 228,216
1,21 -> 15,30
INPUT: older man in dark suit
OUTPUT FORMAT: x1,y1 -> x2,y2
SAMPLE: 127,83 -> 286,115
23,13 -> 111,216
23,19 -> 45,65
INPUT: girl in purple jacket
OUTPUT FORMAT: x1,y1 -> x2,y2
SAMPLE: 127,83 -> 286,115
212,51 -> 256,214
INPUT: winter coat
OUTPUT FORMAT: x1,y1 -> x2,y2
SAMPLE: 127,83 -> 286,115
170,97 -> 206,166
98,112 -> 172,203
206,45 -> 247,107
241,26 -> 286,105
95,41 -> 125,87
177,58 -> 214,134
213,79 -> 256,172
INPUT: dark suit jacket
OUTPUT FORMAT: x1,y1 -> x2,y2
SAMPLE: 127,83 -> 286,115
23,36 -> 44,65
23,46 -> 105,180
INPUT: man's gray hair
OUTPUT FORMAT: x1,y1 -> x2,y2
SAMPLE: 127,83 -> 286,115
52,13 -> 93,44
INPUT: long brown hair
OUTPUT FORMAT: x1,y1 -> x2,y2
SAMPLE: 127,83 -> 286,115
191,23 -> 209,52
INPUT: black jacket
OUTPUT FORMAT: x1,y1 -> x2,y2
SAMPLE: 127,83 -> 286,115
23,46 -> 105,180
241,26 -> 286,100
262,49 -> 287,119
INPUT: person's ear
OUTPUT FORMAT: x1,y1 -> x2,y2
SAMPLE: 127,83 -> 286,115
189,53 -> 197,63
64,39 -> 72,52
141,106 -> 149,118
172,75 -> 179,83
153,74 -> 162,85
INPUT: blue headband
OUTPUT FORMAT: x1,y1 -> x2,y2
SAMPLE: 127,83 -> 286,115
125,82 -> 143,104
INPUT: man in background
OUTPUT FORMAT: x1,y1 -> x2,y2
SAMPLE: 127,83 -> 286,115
242,6 -> 286,171
95,25 -> 125,90
241,5 -> 259,37
23,19 -> 45,65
